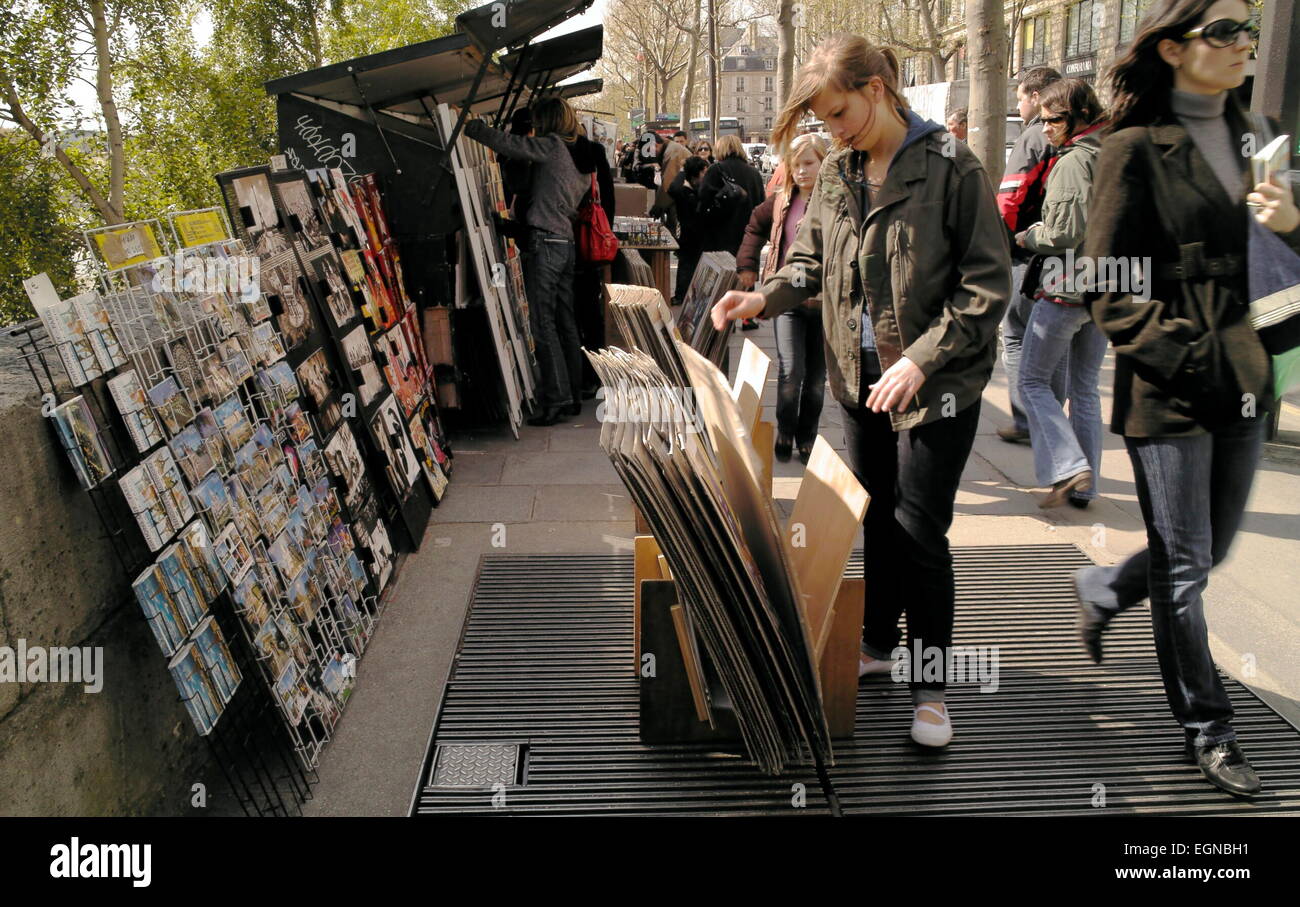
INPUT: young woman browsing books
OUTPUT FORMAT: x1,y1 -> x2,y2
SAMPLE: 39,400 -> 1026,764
711,34 -> 1011,748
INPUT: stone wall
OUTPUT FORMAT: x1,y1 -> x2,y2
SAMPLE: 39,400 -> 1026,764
0,331 -> 213,816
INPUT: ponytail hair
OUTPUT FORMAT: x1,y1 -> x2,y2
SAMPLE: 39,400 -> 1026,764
770,34 -> 910,153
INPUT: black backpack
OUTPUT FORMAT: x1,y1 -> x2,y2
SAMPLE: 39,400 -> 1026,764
703,169 -> 748,223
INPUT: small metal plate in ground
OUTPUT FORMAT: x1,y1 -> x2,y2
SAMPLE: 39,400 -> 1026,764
430,743 -> 518,787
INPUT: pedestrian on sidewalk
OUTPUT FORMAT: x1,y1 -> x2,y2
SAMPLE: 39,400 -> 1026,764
710,34 -> 1010,748
735,133 -> 829,464
699,134 -> 767,331
996,66 -> 1068,444
668,155 -> 709,305
1075,0 -> 1300,798
463,97 -> 592,426
1014,79 -> 1107,509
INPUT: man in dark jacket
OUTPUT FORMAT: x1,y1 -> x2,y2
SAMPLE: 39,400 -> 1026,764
668,155 -> 709,304
997,66 -> 1064,444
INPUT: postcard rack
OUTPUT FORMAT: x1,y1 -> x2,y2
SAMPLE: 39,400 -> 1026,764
7,315 -> 312,816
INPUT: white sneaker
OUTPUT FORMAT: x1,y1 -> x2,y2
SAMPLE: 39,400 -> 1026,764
858,655 -> 896,678
910,704 -> 953,747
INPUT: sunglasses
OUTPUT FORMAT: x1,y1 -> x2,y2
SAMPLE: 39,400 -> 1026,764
1181,17 -> 1260,48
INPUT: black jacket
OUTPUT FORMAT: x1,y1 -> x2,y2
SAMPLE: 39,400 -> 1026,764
698,155 -> 766,255
1084,96 -> 1300,437
568,135 -> 615,223
668,170 -> 703,250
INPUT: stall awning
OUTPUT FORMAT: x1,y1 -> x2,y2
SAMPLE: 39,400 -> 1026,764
456,0 -> 595,54
499,25 -> 603,86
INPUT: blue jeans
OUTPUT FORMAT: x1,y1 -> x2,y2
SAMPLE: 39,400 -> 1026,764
524,230 -> 580,409
1019,299 -> 1108,498
1002,263 -> 1067,431
1074,417 -> 1266,747
773,307 -> 826,444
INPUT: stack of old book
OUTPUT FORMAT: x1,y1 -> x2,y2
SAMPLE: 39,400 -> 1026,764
587,284 -> 831,776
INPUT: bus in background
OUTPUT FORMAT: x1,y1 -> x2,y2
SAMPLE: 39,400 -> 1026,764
688,117 -> 741,142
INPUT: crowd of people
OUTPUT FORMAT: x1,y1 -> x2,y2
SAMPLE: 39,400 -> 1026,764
460,0 -> 1297,800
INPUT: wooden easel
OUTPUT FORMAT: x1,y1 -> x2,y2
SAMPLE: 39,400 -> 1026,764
633,340 -> 870,743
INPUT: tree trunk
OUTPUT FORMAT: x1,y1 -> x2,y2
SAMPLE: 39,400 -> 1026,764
967,0 -> 1008,174
90,0 -> 125,223
707,0 -> 718,139
680,0 -> 700,127
777,0 -> 795,108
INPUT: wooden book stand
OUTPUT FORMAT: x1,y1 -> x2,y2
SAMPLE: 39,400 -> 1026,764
632,340 -> 870,744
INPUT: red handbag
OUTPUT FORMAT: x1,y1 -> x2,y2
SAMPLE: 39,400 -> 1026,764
577,173 -> 619,265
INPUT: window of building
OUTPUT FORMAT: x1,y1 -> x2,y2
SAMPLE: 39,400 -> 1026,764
736,76 -> 745,93
1021,13 -> 1050,69
764,117 -> 773,130
1118,0 -> 1149,45
900,56 -> 918,87
954,44 -> 967,80
1066,0 -> 1097,58
736,96 -> 746,113
764,58 -> 774,70
764,76 -> 773,93
764,96 -> 773,111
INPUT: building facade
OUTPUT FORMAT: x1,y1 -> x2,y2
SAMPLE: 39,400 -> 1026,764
715,23 -> 780,142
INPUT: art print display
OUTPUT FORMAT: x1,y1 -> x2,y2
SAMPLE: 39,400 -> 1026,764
296,347 -> 341,435
264,263 -> 312,351
276,177 -> 330,250
193,615 -> 241,706
319,255 -> 357,329
168,642 -> 222,735
323,422 -> 368,511
131,565 -> 188,657
49,396 -> 114,489
147,375 -> 195,438
370,395 -> 420,502
213,521 -> 254,585
231,564 -> 274,628
108,369 -> 164,454
340,325 -> 383,406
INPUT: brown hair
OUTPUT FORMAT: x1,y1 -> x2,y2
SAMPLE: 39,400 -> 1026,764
1017,66 -> 1062,97
1105,0 -> 1222,133
1039,78 -> 1105,139
531,96 -> 580,143
780,133 -> 828,196
770,34 -> 909,152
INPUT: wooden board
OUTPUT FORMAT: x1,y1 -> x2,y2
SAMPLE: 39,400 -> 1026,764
788,436 -> 870,651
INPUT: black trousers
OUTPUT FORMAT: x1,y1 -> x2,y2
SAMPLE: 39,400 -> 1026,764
840,364 -> 981,703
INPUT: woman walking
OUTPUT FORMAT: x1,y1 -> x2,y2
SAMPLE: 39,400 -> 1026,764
1076,0 -> 1300,796
699,134 -> 768,331
464,97 -> 593,426
712,34 -> 1010,747
1015,78 -> 1108,508
735,133 -> 829,463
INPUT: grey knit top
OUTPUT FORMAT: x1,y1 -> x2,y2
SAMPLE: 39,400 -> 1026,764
1171,89 -> 1244,200
463,118 -> 589,239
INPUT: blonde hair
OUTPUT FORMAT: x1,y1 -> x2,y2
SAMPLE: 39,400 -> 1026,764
771,34 -> 910,152
532,96 -> 580,143
780,133 -> 828,196
714,134 -> 745,160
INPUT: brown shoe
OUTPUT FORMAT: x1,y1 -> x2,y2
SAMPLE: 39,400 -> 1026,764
1039,470 -> 1093,509
997,426 -> 1030,444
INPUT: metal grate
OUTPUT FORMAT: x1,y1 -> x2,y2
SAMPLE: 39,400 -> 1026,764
430,743 -> 520,788
411,546 -> 1300,816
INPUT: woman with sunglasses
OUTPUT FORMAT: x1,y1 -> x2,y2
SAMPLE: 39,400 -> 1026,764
1014,79 -> 1108,509
692,141 -> 715,165
1077,0 -> 1300,797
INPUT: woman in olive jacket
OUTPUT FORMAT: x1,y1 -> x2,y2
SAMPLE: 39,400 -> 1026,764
713,35 -> 1010,748
1075,0 -> 1300,797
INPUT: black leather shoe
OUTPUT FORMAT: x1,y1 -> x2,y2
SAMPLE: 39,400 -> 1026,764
563,401 -> 582,416
526,407 -> 568,427
1068,496 -> 1090,510
1192,741 -> 1262,797
797,441 -> 814,464
774,432 -> 793,462
1073,572 -> 1109,664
